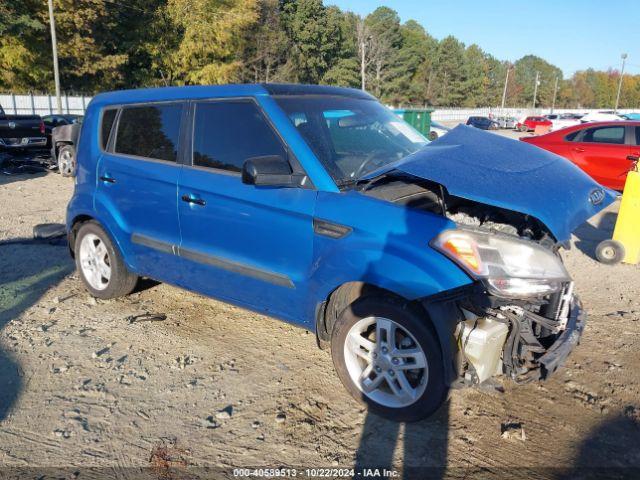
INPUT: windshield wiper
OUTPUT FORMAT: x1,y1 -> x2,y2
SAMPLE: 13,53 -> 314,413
336,178 -> 359,189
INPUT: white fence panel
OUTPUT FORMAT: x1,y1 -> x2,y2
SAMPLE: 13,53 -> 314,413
1,92 -> 637,121
0,93 -> 92,115
431,107 -> 637,123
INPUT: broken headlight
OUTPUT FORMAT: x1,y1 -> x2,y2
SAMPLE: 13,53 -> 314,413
431,228 -> 570,299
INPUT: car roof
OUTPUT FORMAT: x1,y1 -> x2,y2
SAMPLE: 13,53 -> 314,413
573,120 -> 640,127
543,120 -> 640,135
89,83 -> 374,108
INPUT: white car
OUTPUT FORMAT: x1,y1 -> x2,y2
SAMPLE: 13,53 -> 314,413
579,111 -> 625,123
545,113 -> 583,131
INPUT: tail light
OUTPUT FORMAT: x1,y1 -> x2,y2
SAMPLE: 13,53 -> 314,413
39,120 -> 45,135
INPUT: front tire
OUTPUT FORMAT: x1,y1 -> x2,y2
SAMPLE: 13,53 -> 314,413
75,222 -> 138,299
331,296 -> 447,422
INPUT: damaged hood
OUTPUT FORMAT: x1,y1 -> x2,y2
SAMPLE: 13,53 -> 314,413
363,124 -> 615,241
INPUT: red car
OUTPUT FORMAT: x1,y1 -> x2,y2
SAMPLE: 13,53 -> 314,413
521,121 -> 640,191
516,116 -> 552,132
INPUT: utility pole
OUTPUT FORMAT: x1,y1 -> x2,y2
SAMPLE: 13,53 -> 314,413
360,42 -> 366,91
614,53 -> 627,113
551,76 -> 559,113
501,66 -> 511,110
532,71 -> 540,109
47,0 -> 63,114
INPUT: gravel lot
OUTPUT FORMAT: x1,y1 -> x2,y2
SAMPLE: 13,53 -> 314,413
1,132 -> 639,478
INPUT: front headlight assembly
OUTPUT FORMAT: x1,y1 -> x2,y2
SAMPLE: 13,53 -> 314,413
431,228 -> 570,299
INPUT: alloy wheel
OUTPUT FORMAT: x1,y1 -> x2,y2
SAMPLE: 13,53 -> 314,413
343,316 -> 428,408
58,148 -> 75,176
79,233 -> 111,290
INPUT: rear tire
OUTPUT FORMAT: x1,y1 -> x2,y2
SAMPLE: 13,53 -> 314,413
57,145 -> 76,177
74,222 -> 138,299
331,295 -> 447,422
596,239 -> 625,265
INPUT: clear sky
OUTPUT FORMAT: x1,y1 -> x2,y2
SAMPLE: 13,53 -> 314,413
327,0 -> 640,78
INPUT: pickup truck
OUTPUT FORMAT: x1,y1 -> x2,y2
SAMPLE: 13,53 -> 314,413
0,104 -> 47,151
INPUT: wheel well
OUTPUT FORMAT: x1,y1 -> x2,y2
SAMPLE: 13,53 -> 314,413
315,281 -> 429,349
54,141 -> 73,156
68,215 -> 94,257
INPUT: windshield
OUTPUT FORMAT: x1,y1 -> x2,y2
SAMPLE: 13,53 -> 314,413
274,95 -> 428,186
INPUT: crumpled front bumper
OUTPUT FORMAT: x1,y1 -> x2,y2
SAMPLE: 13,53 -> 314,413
538,296 -> 586,379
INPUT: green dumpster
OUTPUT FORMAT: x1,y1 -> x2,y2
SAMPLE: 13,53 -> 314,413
393,108 -> 434,138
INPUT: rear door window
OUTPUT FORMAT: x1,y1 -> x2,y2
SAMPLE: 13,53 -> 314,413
581,126 -> 625,145
101,109 -> 118,150
565,130 -> 581,142
192,100 -> 286,173
115,103 -> 183,161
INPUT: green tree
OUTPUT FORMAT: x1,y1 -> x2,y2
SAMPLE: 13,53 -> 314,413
320,7 -> 360,87
512,55 -> 562,108
0,0 -> 52,92
159,0 -> 258,85
363,6 -> 401,98
241,0 -> 290,83
462,44 -> 489,107
384,20 -> 436,105
280,0 -> 342,84
431,36 -> 467,106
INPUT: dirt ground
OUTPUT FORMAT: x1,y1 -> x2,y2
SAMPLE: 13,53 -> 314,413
1,134 -> 639,479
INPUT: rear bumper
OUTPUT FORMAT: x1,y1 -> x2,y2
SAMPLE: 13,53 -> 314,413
538,296 -> 585,379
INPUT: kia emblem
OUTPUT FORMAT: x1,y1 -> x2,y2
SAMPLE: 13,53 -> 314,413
589,188 -> 605,206
8,121 -> 16,129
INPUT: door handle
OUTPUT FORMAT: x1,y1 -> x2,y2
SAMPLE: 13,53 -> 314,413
627,155 -> 640,162
99,175 -> 116,184
181,194 -> 206,206
572,147 -> 585,153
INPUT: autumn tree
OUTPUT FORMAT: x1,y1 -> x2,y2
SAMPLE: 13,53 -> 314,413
0,0 -> 638,109
241,0 -> 289,83
160,0 -> 258,85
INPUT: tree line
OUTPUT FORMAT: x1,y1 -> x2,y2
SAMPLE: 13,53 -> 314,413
1,0 -> 638,109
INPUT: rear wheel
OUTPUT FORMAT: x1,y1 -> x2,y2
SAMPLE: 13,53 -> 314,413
75,222 -> 138,299
331,296 -> 447,422
57,145 -> 76,177
596,239 -> 625,265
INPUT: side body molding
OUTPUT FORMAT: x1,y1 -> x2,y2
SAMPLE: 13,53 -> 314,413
130,233 -> 294,289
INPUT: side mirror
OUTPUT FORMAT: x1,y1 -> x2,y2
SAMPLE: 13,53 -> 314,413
241,155 -> 303,187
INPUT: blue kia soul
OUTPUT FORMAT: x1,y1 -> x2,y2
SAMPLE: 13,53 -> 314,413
67,84 -> 614,421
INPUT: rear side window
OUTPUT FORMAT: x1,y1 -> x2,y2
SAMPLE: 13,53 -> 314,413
565,130 -> 581,142
583,126 -> 625,145
115,103 -> 183,162
101,109 -> 117,150
192,100 -> 286,173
